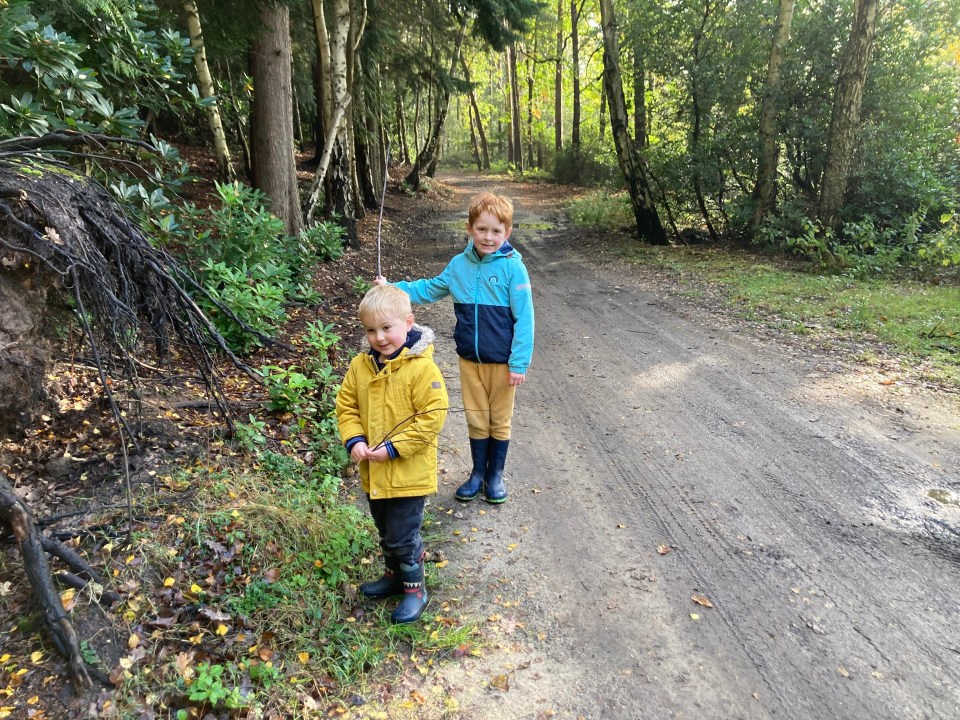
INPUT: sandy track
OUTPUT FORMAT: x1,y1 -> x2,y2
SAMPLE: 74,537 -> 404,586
387,174 -> 960,720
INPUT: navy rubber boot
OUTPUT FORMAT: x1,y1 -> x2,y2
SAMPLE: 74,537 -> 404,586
455,437 -> 490,502
391,563 -> 428,624
360,553 -> 403,599
483,439 -> 509,504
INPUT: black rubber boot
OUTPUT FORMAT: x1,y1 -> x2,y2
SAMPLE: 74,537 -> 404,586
391,562 -> 428,624
483,439 -> 509,504
360,553 -> 403,599
455,437 -> 490,502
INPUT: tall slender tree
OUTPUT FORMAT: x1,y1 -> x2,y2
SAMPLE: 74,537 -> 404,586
183,1 -> 234,181
750,0 -> 796,233
818,0 -> 880,229
598,0 -> 666,244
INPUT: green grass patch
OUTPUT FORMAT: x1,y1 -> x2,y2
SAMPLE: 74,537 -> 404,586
566,190 -> 635,230
109,454 -> 477,719
621,245 -> 960,387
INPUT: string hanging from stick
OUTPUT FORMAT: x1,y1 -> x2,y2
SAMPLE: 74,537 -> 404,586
376,138 -> 391,278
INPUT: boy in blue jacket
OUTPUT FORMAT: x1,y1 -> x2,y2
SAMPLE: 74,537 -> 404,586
375,192 -> 534,504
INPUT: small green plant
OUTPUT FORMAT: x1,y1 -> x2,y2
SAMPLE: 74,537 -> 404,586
233,414 -> 267,454
352,275 -> 372,295
299,221 -> 346,262
260,365 -> 319,414
187,662 -> 246,709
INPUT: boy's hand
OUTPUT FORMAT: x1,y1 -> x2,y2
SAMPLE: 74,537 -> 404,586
509,371 -> 526,386
365,444 -> 390,462
350,441 -> 369,463
373,275 -> 388,286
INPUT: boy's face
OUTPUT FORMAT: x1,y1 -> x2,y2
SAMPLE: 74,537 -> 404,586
467,210 -> 512,257
363,311 -> 414,358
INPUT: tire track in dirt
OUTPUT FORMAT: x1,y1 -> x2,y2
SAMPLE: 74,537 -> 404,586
396,174 -> 960,720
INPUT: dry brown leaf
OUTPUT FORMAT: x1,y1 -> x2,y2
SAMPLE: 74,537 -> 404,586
691,594 -> 713,608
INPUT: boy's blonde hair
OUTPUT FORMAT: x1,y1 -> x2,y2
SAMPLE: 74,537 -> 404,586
467,192 -> 514,229
359,284 -> 412,322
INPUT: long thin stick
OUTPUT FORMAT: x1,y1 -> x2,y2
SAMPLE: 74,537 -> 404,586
376,138 -> 391,277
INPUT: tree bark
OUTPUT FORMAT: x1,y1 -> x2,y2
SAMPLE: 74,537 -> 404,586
570,0 -> 582,154
526,28 -> 537,169
508,43 -> 523,171
183,1 -> 234,182
251,3 -> 302,236
751,0 -> 796,233
327,0 -> 358,245
818,0 -> 880,229
554,0 -> 563,152
598,0 -> 667,244
1,473 -> 92,690
632,41 -> 646,147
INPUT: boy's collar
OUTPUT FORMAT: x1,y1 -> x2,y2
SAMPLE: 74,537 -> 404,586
470,240 -> 514,260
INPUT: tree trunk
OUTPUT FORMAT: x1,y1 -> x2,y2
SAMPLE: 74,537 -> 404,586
327,0 -> 358,245
251,3 -> 302,236
689,2 -> 719,243
818,0 -> 880,229
183,1 -> 234,182
395,92 -> 410,164
570,0 -> 582,154
554,0 -> 563,152
632,41 -> 646,147
751,0 -> 796,233
526,30 -> 536,170
462,58 -> 491,169
598,0 -> 667,244
508,43 -> 523,171
599,76 -> 607,142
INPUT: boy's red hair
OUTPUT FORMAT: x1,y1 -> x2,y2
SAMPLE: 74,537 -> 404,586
467,193 -> 514,229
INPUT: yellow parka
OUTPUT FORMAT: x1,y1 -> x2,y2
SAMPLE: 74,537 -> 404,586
335,325 -> 448,499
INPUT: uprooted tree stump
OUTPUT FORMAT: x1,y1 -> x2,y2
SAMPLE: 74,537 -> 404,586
0,131 -> 259,687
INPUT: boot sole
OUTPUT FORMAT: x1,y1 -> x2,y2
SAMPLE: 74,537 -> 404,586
361,589 -> 405,599
483,496 -> 508,504
455,492 -> 479,502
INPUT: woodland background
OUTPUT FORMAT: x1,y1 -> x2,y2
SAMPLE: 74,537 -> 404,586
0,0 -> 959,718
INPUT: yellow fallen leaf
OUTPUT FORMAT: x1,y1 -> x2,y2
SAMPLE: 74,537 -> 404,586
507,543 -> 518,552
163,577 -> 176,587
690,613 -> 700,620
298,652 -> 310,663
27,696 -> 38,705
215,624 -> 228,636
30,651 -> 43,663
128,634 -> 140,649
0,654 -> 9,663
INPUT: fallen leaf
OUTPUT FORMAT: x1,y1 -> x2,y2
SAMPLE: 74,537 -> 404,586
162,577 -> 176,588
657,544 -> 671,555
489,674 -> 510,691
691,594 -> 713,608
689,613 -> 700,620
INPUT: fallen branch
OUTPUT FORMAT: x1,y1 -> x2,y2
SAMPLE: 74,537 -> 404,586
0,472 -> 92,689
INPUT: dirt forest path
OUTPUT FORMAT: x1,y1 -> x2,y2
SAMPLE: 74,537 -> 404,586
383,173 -> 960,720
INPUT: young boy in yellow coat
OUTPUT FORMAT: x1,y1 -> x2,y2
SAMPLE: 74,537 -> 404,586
335,284 -> 448,624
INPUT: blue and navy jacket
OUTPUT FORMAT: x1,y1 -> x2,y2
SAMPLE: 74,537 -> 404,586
393,240 -> 534,374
